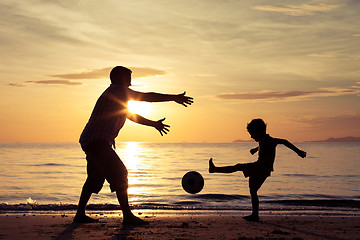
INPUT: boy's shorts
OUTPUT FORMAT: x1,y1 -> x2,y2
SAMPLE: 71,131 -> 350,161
241,162 -> 270,190
241,162 -> 271,178
249,175 -> 268,191
81,139 -> 128,193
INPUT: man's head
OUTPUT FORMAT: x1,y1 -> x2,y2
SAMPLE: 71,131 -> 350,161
110,66 -> 132,86
247,118 -> 267,142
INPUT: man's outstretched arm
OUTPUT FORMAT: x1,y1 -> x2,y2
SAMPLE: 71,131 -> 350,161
128,89 -> 193,107
127,112 -> 170,136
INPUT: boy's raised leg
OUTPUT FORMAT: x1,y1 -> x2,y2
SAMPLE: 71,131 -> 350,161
209,158 -> 216,173
209,158 -> 243,173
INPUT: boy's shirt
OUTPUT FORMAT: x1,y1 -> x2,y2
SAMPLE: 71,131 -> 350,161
257,134 -> 278,173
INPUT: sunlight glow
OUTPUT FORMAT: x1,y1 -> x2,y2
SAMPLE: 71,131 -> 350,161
127,100 -> 152,116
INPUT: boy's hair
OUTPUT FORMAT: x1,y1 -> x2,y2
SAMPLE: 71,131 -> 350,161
110,66 -> 132,84
247,118 -> 267,134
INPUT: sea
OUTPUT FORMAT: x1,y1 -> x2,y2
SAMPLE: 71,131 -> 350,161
0,142 -> 359,215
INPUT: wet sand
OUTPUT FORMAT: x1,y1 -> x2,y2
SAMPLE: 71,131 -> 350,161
0,212 -> 359,240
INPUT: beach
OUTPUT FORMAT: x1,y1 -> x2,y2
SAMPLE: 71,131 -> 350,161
1,211 -> 359,240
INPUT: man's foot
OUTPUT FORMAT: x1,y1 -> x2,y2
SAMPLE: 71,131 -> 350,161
243,215 -> 259,222
209,158 -> 216,173
123,215 -> 149,226
73,214 -> 99,223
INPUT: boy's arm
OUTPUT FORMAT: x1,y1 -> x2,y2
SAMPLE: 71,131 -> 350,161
127,112 -> 169,136
250,147 -> 258,155
277,138 -> 307,158
128,89 -> 193,107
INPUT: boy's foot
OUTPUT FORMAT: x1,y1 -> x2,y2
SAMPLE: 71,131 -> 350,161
73,214 -> 99,223
123,215 -> 149,226
209,158 -> 216,173
243,215 -> 259,222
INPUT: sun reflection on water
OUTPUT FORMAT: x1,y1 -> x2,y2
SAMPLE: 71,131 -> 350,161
121,142 -> 140,170
118,142 -> 146,196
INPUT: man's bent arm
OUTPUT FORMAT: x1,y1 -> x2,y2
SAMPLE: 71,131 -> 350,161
127,112 -> 170,136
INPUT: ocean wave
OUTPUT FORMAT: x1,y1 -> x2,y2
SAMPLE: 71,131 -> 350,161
263,193 -> 360,200
264,199 -> 360,209
26,163 -> 73,167
282,173 -> 359,178
191,194 -> 248,201
1,199 -> 359,212
173,201 -> 204,205
282,174 -> 318,178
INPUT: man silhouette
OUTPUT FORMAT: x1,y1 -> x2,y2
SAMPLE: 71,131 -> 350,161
75,66 -> 193,225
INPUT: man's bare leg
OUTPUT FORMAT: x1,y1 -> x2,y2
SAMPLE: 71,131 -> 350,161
74,189 -> 99,223
116,190 -> 148,225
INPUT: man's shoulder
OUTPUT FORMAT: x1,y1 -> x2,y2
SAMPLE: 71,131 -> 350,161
108,84 -> 127,91
102,84 -> 129,97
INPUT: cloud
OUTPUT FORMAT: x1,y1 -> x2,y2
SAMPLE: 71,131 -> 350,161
26,80 -> 82,85
7,83 -> 27,87
191,73 -> 218,77
307,53 -> 336,58
7,80 -> 82,87
252,3 -> 340,16
216,87 -> 360,102
49,67 -> 167,80
49,68 -> 111,80
7,66 -> 167,87
131,67 -> 167,78
296,113 -> 360,131
0,2 -> 85,47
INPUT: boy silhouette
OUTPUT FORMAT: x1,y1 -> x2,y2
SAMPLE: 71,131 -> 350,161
75,66 -> 193,225
209,118 -> 306,222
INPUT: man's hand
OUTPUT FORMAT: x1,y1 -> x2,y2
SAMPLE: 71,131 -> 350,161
153,118 -> 170,136
175,92 -> 193,107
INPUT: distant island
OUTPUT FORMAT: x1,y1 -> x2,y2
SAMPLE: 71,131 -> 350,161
233,136 -> 360,143
309,136 -> 360,142
233,139 -> 253,143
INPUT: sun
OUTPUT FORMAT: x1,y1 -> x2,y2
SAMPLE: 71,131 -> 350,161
127,100 -> 152,115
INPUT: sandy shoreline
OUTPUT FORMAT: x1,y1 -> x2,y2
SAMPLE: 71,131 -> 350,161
1,211 -> 359,240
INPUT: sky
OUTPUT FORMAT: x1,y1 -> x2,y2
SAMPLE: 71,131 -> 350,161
1,0 -> 359,143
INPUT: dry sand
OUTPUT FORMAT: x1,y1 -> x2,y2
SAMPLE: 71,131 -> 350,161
0,212 -> 359,240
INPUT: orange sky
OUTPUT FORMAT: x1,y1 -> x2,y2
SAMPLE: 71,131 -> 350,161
1,1 -> 359,143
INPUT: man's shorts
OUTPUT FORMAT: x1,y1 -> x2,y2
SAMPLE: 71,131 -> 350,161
81,139 -> 128,193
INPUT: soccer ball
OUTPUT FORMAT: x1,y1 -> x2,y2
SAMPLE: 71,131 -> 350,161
181,171 -> 204,194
